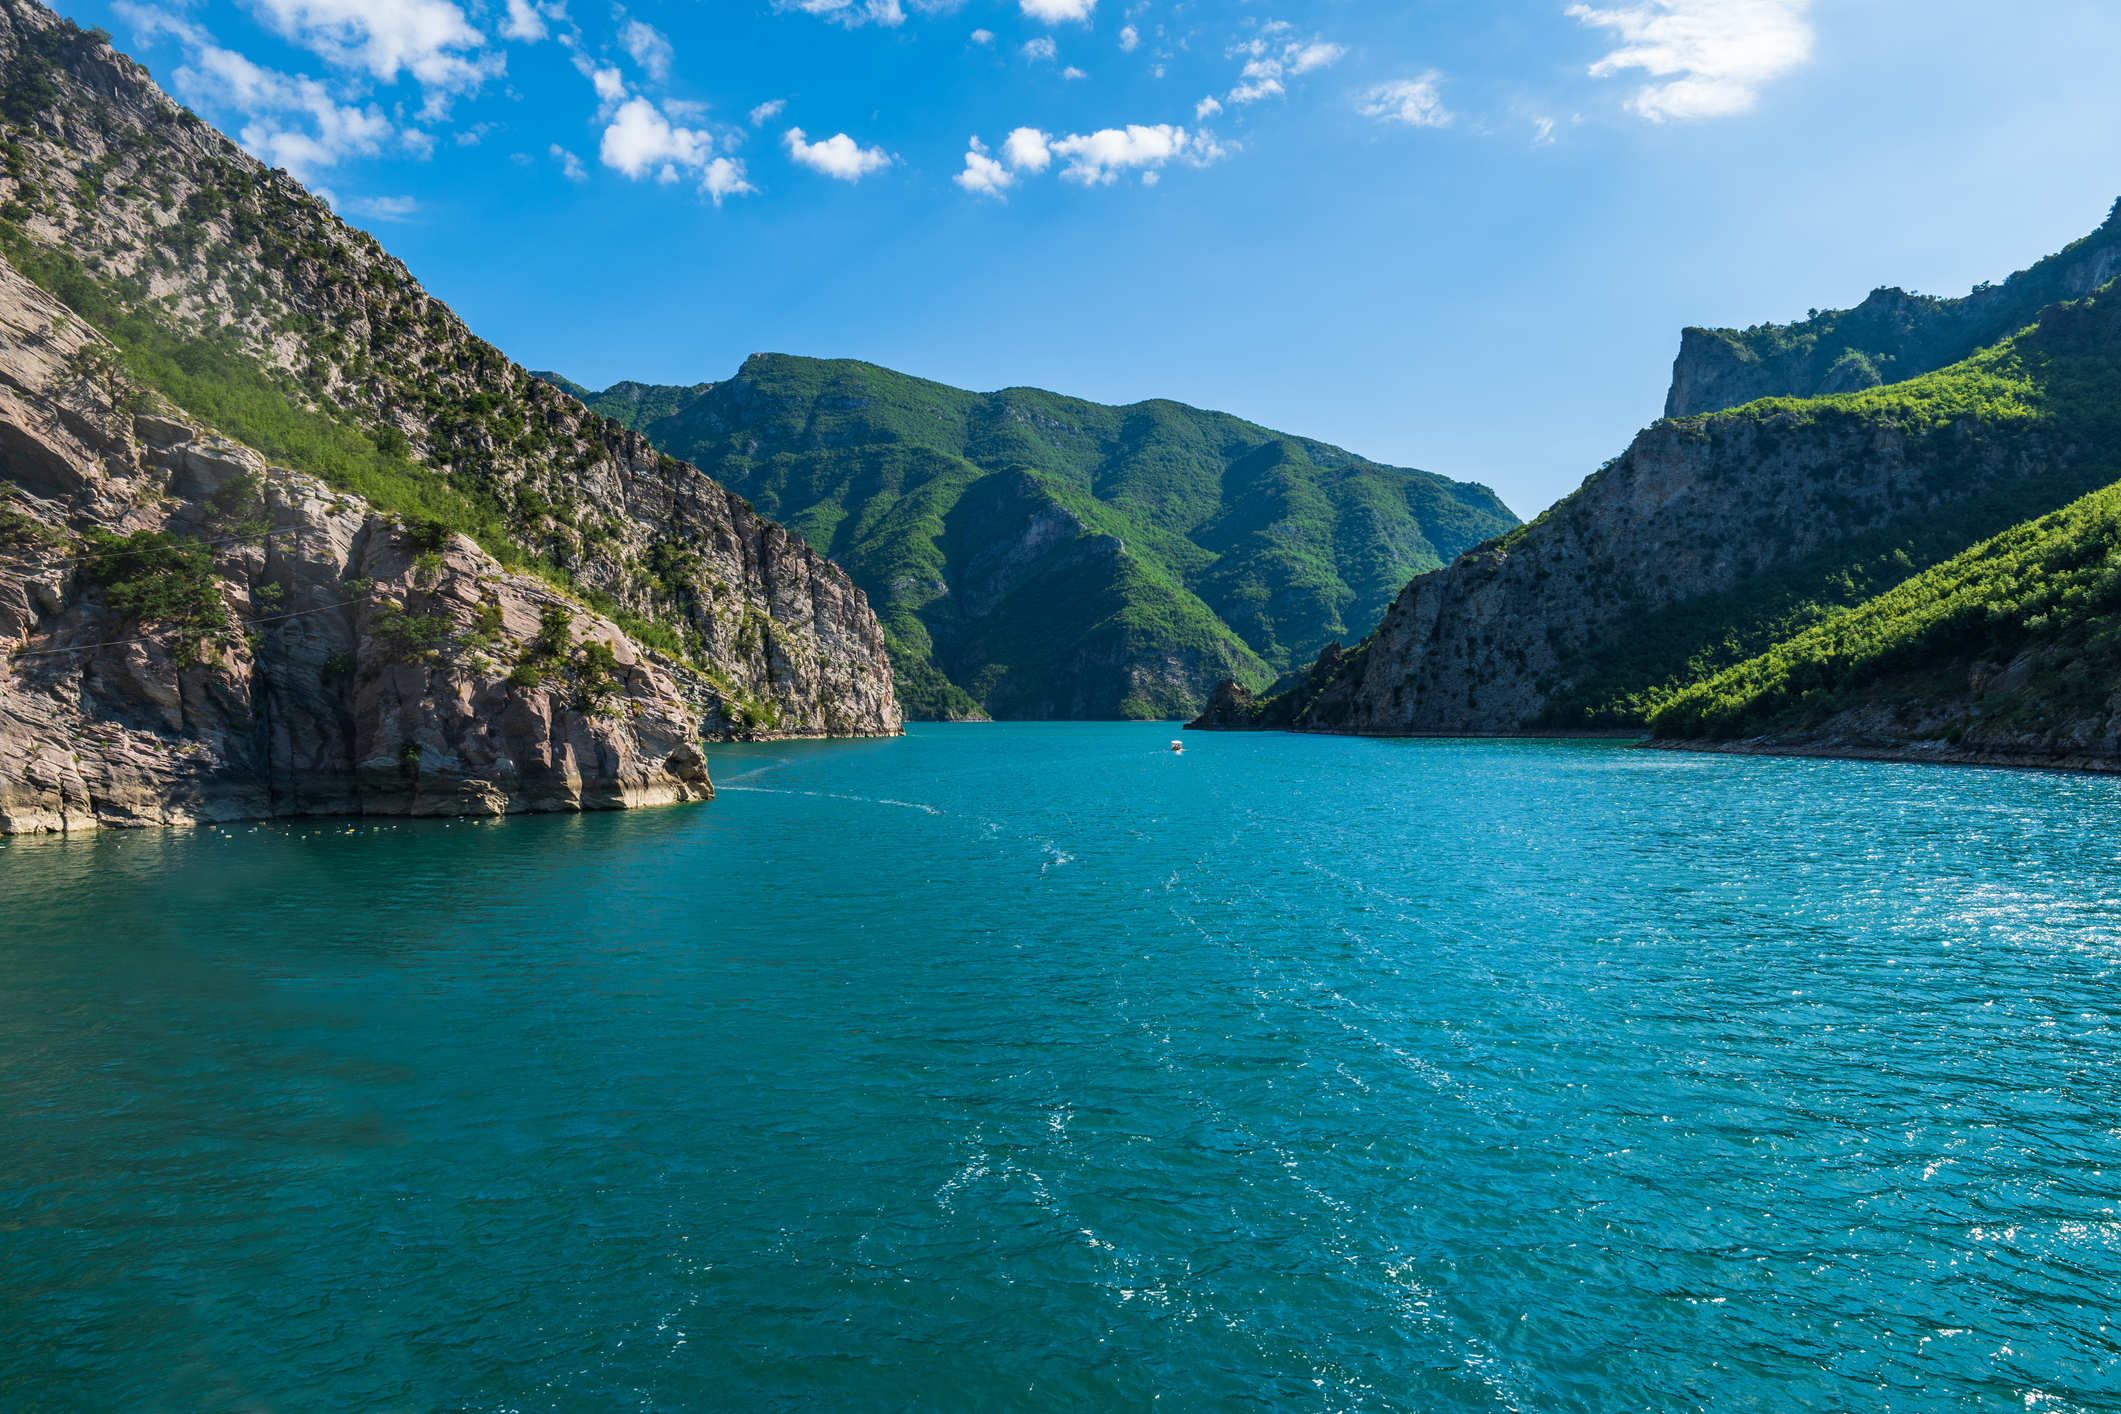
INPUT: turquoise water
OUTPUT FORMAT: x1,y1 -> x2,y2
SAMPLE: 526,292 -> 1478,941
3,724 -> 2118,1412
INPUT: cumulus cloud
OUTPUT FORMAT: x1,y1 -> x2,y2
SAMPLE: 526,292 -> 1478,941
243,0 -> 503,117
1285,40 -> 1344,74
1193,95 -> 1221,119
1359,73 -> 1452,127
749,98 -> 786,126
784,127 -> 894,180
1002,126 -> 1051,171
954,136 -> 1014,197
1118,25 -> 1138,51
1063,66 -> 1087,79
970,27 -> 994,43
1569,0 -> 1813,120
119,9 -> 393,179
700,157 -> 759,204
782,0 -> 906,28
498,0 -> 561,43
1050,123 -> 1191,183
618,19 -> 674,80
599,97 -> 758,202
1019,0 -> 1094,21
550,142 -> 587,180
1022,36 -> 1055,61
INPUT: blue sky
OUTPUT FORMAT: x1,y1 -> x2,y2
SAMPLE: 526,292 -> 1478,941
68,0 -> 2121,517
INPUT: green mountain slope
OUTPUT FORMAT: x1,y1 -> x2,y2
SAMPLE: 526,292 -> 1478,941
1650,282 -> 2121,749
537,356 -> 1518,719
1666,201 -> 2121,415
1190,208 -> 2121,745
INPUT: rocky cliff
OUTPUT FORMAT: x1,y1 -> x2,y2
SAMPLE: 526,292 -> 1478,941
1665,201 -> 2121,417
0,0 -> 900,830
1195,250 -> 2121,738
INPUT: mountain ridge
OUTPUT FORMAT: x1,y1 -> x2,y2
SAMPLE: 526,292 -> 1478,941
1192,201 -> 2121,762
535,357 -> 1519,720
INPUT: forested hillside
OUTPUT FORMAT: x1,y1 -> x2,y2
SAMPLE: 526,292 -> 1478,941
539,357 -> 1518,719
1192,201 -> 2121,767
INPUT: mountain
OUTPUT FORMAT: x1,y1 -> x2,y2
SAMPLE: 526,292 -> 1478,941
1647,285 -> 2121,768
1192,201 -> 2121,750
0,0 -> 898,831
536,358 -> 1519,719
1666,214 -> 2121,416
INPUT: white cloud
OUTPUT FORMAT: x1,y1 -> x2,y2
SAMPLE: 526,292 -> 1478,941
618,19 -> 674,81
970,27 -> 994,43
597,98 -> 757,202
748,98 -> 786,126
1050,123 -> 1190,184
1569,0 -> 1813,120
1359,73 -> 1452,127
1532,115 -> 1556,145
1286,40 -> 1343,74
1228,67 -> 1283,104
1118,25 -> 1137,51
1063,66 -> 1087,80
1002,126 -> 1050,171
1140,169 -> 1157,186
784,127 -> 894,180
550,143 -> 587,179
782,0 -> 906,28
601,96 -> 705,175
342,194 -> 418,220
1219,33 -> 1340,106
1022,36 -> 1055,61
700,156 -> 759,205
243,0 -> 504,117
165,38 -> 392,178
498,0 -> 562,43
954,136 -> 1014,197
1019,0 -> 1094,21
589,64 -> 628,111
1193,95 -> 1221,119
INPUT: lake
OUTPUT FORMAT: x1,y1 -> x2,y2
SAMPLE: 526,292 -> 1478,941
3,723 -> 2116,1411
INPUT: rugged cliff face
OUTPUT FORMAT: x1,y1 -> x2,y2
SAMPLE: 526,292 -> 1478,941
1200,264 -> 2121,738
1665,201 -> 2121,417
0,0 -> 900,832
0,0 -> 900,758
0,258 -> 727,830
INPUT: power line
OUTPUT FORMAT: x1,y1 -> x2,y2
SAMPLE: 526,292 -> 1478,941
7,592 -> 380,660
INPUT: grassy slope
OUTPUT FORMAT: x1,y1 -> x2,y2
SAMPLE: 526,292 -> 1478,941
1529,281 -> 2121,728
548,355 -> 1518,717
1649,285 -> 2121,739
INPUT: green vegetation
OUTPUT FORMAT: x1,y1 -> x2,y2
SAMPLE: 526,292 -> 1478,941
1530,279 -> 2121,728
1653,478 -> 2121,740
0,218 -> 526,560
542,355 -> 1518,718
1674,198 -> 2121,412
79,527 -> 229,664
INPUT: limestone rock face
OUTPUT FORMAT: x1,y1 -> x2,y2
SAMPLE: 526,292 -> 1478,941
0,0 -> 902,755
0,255 -> 846,832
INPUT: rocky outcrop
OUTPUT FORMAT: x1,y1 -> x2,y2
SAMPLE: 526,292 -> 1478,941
1261,287 -> 2120,738
0,0 -> 902,745
1665,200 -> 2121,417
0,242 -> 869,831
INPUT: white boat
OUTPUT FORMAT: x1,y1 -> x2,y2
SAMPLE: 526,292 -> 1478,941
1170,740 -> 1184,753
